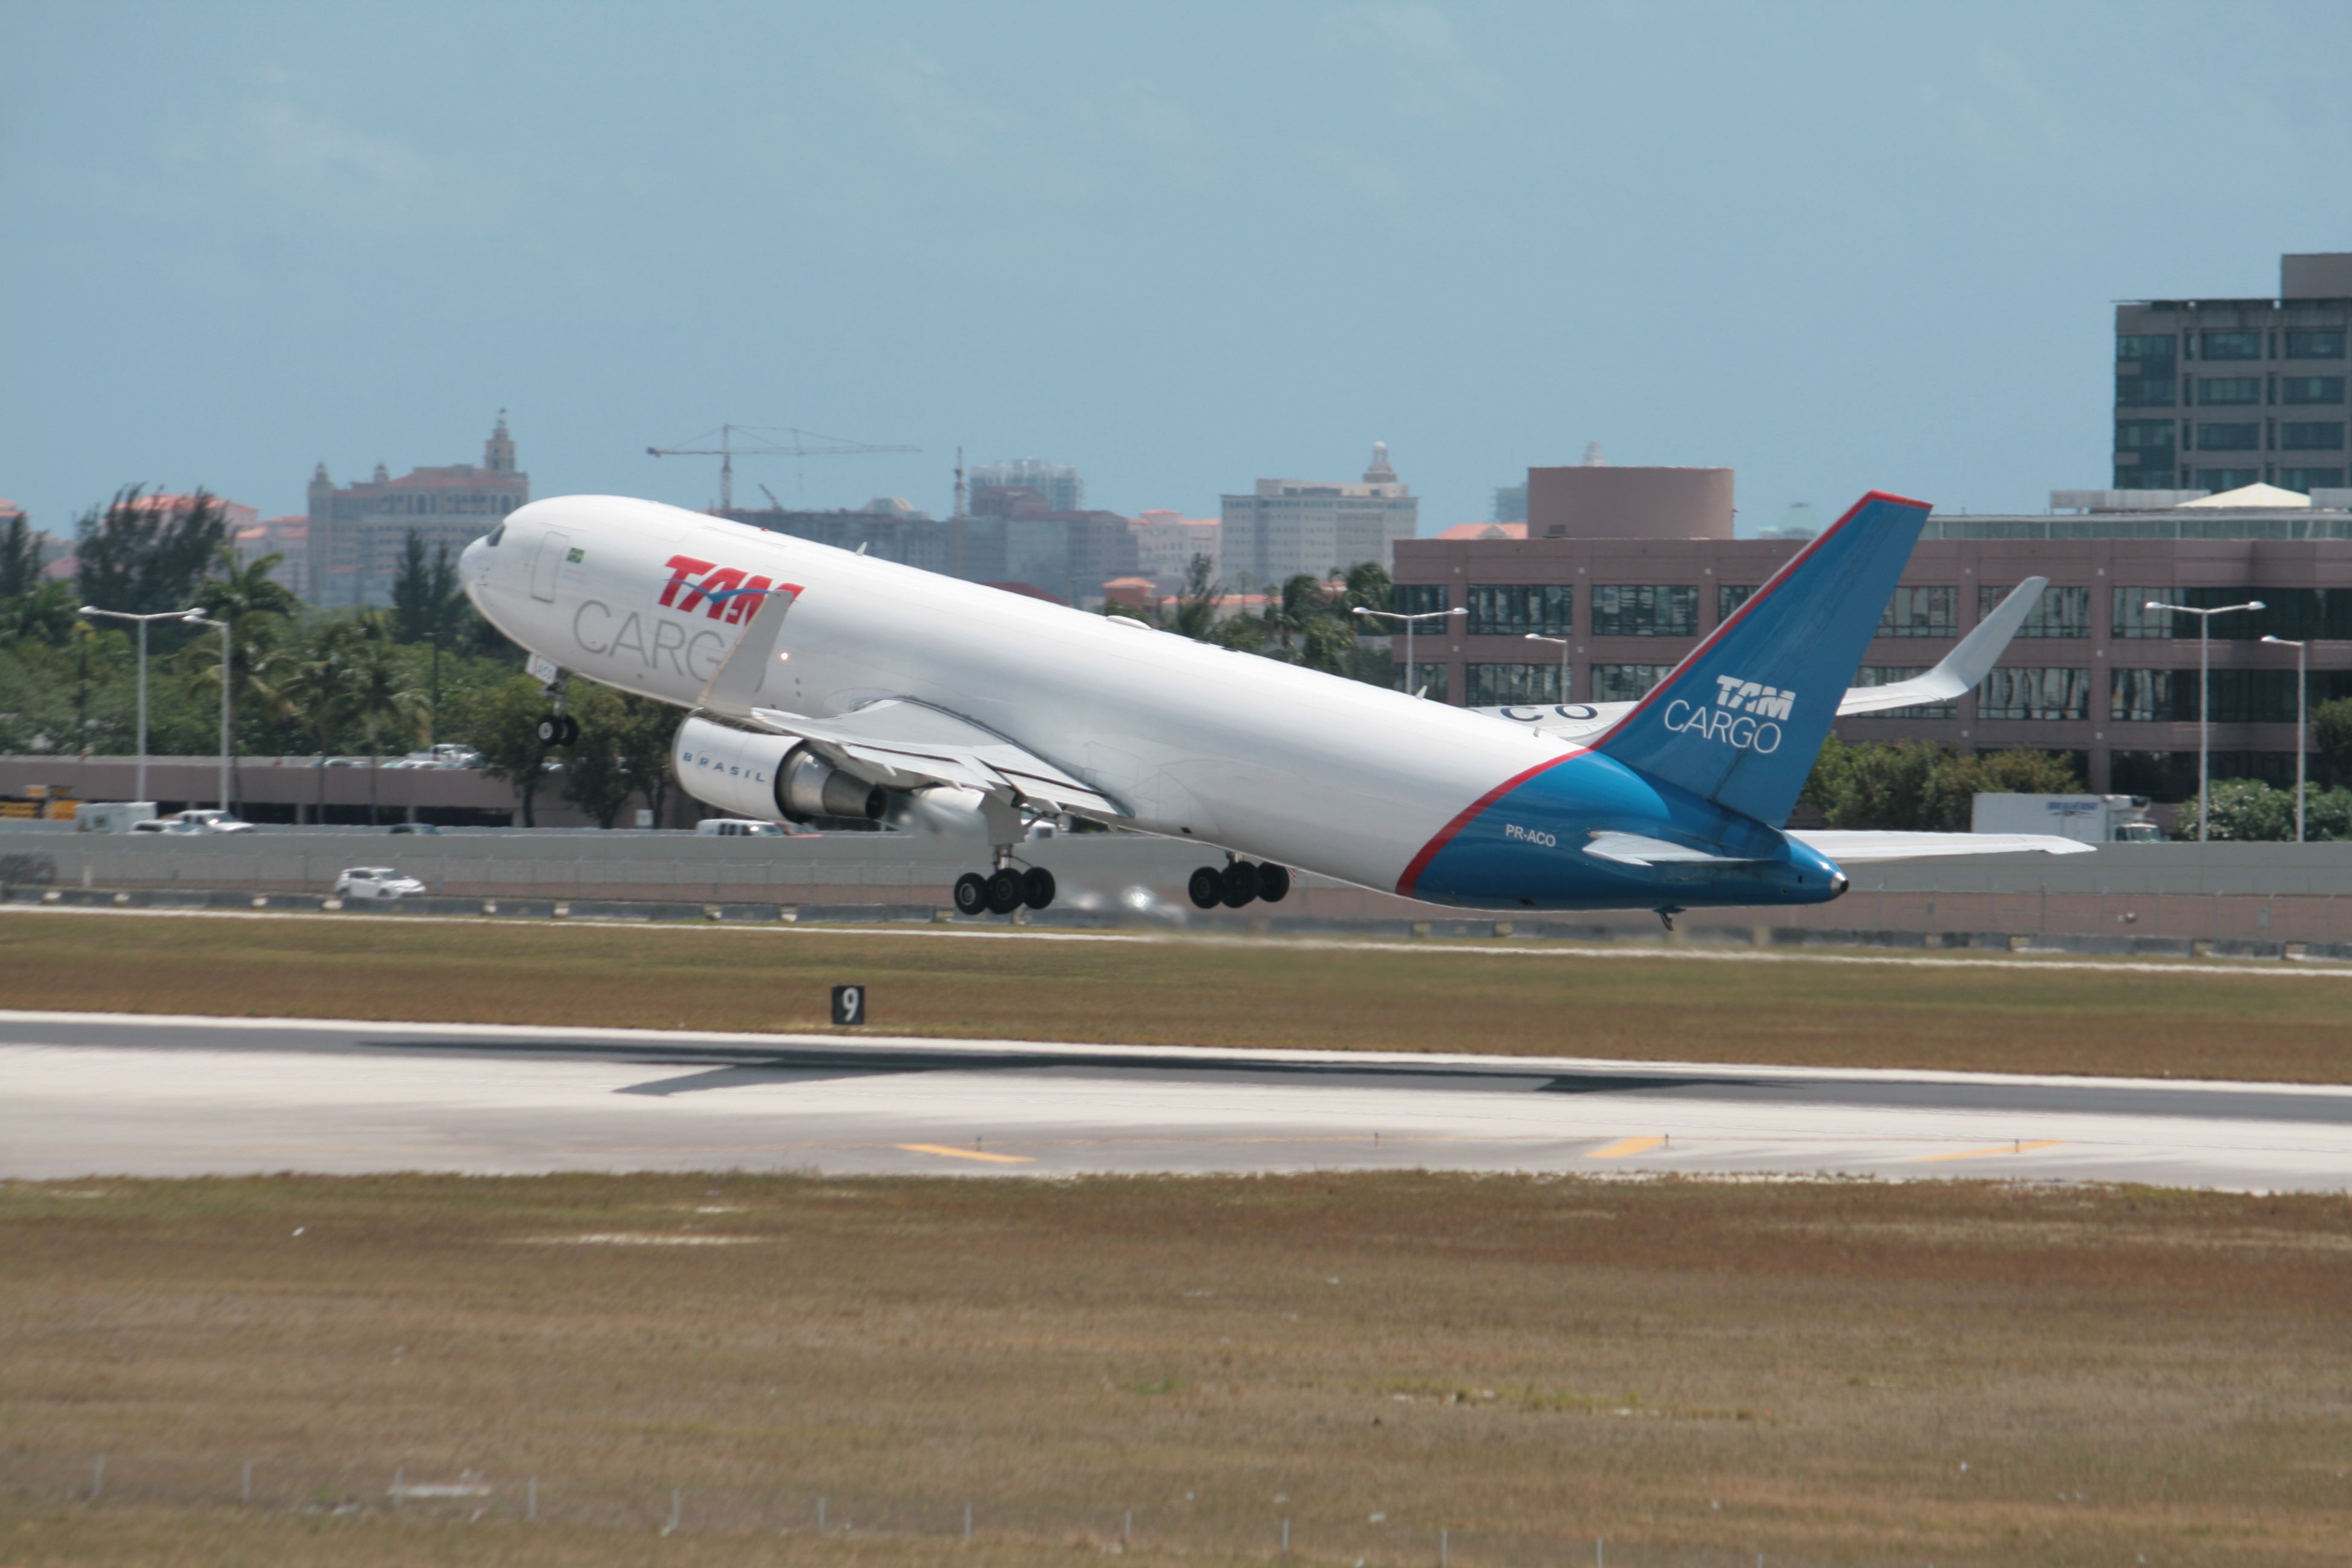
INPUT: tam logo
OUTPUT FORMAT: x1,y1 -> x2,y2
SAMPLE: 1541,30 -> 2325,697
658,555 -> 803,625
1658,672 -> 1794,754
1713,675 -> 1794,721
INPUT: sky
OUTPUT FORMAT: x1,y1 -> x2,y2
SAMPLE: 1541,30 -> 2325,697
5,2 -> 2351,540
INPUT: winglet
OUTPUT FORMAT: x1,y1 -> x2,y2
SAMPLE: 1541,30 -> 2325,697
1838,576 -> 2048,716
696,586 -> 800,717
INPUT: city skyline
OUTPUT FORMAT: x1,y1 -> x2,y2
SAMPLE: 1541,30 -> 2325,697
6,4 -> 2352,540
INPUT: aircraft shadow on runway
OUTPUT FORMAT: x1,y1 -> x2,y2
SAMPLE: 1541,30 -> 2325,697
373,1039 -> 1759,1100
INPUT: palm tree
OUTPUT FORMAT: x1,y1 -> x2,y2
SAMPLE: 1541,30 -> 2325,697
1167,554 -> 1226,642
286,622 -> 365,825
187,547 -> 304,811
345,636 -> 428,825
1263,573 -> 1328,658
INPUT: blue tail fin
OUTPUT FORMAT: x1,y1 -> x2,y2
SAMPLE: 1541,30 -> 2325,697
1592,490 -> 1930,826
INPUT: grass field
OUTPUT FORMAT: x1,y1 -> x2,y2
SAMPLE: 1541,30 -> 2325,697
3,1172 -> 2350,1567
4,908 -> 2351,1081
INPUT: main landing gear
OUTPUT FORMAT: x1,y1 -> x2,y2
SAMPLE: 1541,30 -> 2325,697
953,864 -> 1056,917
1186,858 -> 1291,910
952,795 -> 1059,918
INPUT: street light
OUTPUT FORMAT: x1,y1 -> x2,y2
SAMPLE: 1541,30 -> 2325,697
1523,632 -> 1571,703
2144,598 -> 2264,842
79,605 -> 202,806
184,612 -> 232,814
2262,633 -> 2309,844
1353,604 -> 1468,699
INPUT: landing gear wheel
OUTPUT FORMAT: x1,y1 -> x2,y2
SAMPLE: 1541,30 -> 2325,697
560,714 -> 581,746
1256,863 -> 1292,903
1186,866 -> 1223,910
1219,860 -> 1259,909
953,872 -> 990,917
1021,866 -> 1056,910
535,714 -> 562,745
985,867 -> 1025,915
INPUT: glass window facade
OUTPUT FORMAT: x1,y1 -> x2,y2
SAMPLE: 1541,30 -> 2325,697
2117,333 -> 2176,362
2281,376 -> 2347,404
2113,590 -> 2352,643
1391,583 -> 1450,621
1397,662 -> 1449,702
2117,375 -> 2175,406
1853,666 -> 1955,719
1978,667 -> 2092,721
1589,584 -> 1697,637
2109,750 -> 2198,801
1465,662 -> 1560,705
2111,668 -> 2331,724
2194,468 -> 2259,490
2200,330 -> 2262,361
1465,583 -> 1571,636
2280,422 -> 2346,451
2286,330 -> 2347,359
1979,583 -> 2089,638
1590,664 -> 1672,702
1717,584 -> 1756,622
2281,466 -> 2347,491
2115,418 -> 2174,450
2197,422 -> 2261,451
2197,377 -> 2261,405
1877,586 -> 1956,638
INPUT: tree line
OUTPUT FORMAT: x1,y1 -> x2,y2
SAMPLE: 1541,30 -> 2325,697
0,489 -> 674,827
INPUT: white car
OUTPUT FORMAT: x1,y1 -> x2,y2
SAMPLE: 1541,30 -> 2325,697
333,866 -> 428,900
174,809 -> 256,834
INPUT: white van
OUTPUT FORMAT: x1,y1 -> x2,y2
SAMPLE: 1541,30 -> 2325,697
77,802 -> 157,834
695,818 -> 792,838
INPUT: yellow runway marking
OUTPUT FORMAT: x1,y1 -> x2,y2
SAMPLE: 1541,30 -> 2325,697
895,1143 -> 1035,1165
1587,1136 -> 1667,1159
1915,1139 -> 2064,1163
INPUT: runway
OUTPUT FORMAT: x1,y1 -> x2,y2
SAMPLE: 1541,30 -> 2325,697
4,1009 -> 2348,1191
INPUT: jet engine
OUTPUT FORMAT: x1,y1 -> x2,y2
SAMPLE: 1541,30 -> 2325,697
673,714 -> 886,825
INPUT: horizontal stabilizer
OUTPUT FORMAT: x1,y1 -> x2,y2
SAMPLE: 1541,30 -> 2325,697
1791,830 -> 2095,863
1583,831 -> 1765,867
747,699 -> 1126,819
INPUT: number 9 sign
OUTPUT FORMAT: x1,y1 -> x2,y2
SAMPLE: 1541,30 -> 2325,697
831,984 -> 866,1027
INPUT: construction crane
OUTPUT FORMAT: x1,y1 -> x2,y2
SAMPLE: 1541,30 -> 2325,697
644,424 -> 920,512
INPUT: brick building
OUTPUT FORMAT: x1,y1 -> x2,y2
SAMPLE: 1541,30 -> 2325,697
1392,466 -> 2352,799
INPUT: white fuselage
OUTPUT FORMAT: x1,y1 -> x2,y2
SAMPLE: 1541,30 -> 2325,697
462,495 -> 1575,893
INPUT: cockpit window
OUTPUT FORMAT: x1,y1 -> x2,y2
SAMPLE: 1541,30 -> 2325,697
485,523 -> 505,546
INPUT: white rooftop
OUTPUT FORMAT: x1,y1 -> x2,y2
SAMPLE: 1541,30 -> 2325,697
2175,482 -> 2311,510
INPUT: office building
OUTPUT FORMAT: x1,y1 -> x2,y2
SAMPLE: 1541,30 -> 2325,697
1129,509 -> 1220,595
2114,252 -> 2351,492
308,415 -> 529,608
1394,470 -> 2352,800
1220,443 -> 1419,589
969,457 -> 1083,514
228,515 -> 309,596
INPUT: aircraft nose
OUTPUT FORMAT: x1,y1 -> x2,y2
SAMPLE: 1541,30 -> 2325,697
1830,871 -> 1850,899
460,534 -> 489,578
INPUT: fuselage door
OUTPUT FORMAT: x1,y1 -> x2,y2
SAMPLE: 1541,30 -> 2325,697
531,529 -> 572,603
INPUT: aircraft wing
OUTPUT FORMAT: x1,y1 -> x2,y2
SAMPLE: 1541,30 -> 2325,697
1791,830 -> 2094,863
744,700 -> 1127,819
1465,577 -> 2053,736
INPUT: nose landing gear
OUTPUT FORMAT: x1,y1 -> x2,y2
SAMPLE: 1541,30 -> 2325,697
1186,859 -> 1292,910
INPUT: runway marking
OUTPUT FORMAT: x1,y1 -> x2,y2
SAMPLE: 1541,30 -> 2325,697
10,903 -> 2352,979
1915,1139 -> 2065,1163
895,1143 -> 1034,1165
1587,1136 -> 1667,1158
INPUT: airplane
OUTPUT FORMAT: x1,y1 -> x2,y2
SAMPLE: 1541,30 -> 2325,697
457,489 -> 2088,926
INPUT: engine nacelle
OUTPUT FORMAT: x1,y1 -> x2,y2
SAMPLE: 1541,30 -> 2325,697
673,715 -> 886,825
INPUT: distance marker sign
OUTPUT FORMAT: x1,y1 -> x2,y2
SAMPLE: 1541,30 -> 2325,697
831,984 -> 866,1027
